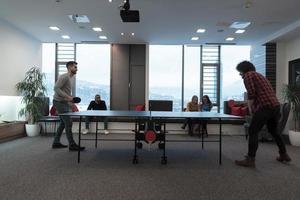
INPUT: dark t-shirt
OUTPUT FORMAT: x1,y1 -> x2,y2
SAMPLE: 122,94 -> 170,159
87,100 -> 107,110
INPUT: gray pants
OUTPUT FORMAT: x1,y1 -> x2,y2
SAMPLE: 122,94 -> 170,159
52,100 -> 76,145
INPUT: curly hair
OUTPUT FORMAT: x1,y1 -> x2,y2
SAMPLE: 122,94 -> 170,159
236,61 -> 256,73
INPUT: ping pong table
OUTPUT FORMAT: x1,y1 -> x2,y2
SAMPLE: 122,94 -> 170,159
60,110 -> 240,165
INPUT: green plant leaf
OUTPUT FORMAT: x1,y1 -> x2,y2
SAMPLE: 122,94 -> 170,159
16,67 -> 46,124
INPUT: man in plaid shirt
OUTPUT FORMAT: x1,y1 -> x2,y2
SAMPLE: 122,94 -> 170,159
235,61 -> 291,168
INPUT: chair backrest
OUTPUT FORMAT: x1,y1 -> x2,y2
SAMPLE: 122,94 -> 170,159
149,100 -> 173,111
278,103 -> 291,134
135,104 -> 145,111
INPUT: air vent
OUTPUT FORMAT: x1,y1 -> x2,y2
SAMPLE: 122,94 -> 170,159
230,22 -> 251,29
68,15 -> 90,23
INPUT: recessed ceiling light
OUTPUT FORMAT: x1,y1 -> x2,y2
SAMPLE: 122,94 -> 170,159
191,37 -> 199,41
226,37 -> 235,41
230,22 -> 251,29
235,29 -> 245,34
61,35 -> 70,39
99,35 -> 107,40
109,0 -> 113,2
121,32 -> 124,35
92,27 -> 102,32
131,33 -> 135,36
49,26 -> 60,31
196,28 -> 206,33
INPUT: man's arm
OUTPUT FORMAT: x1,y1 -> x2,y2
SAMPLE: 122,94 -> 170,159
102,101 -> 107,110
87,101 -> 94,110
243,74 -> 255,115
247,99 -> 254,115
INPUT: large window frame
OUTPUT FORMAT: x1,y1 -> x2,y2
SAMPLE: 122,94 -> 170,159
42,43 -> 249,113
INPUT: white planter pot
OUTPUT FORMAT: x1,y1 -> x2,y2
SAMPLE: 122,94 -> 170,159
25,124 -> 40,137
288,130 -> 300,146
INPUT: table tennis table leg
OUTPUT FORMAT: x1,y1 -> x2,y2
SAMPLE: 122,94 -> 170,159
219,118 -> 222,165
202,125 -> 204,149
95,119 -> 98,148
78,116 -> 82,163
161,123 -> 167,164
133,121 -> 138,164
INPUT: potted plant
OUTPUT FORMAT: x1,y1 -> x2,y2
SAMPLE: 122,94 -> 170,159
282,84 -> 300,146
16,67 -> 46,136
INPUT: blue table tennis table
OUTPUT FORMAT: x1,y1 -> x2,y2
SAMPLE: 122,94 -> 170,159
61,110 -> 240,165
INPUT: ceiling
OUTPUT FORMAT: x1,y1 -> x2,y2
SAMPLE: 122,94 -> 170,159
1,0 -> 300,45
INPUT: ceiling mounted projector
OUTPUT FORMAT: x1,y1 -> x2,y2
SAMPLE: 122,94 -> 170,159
120,0 -> 140,22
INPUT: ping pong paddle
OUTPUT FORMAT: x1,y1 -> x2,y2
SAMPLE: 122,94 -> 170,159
73,97 -> 81,103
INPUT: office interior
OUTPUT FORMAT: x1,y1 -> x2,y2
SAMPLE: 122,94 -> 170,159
0,1 -> 300,199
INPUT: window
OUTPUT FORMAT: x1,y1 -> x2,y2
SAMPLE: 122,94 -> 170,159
183,45 -> 201,109
149,45 -> 182,111
201,46 -> 220,107
56,43 -> 75,77
76,44 -> 111,110
42,43 -> 56,104
221,45 -> 250,107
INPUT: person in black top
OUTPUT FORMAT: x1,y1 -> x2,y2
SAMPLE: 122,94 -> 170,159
82,94 -> 109,134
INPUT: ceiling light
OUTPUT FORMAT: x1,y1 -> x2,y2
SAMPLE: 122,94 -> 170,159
196,28 -> 206,33
92,27 -> 102,32
49,26 -> 60,31
121,32 -> 124,35
109,0 -> 113,2
230,22 -> 251,29
191,37 -> 199,41
61,35 -> 70,39
226,37 -> 235,41
131,33 -> 135,36
235,29 -> 245,34
99,36 -> 107,40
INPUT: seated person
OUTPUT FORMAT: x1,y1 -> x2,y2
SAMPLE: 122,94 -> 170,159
82,94 -> 109,135
199,95 -> 213,136
182,95 -> 200,135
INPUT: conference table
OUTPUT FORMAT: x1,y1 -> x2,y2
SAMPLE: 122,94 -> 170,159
61,110 -> 240,165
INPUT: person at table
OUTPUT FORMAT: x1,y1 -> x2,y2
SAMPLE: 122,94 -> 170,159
235,61 -> 291,168
181,95 -> 200,135
52,61 -> 85,151
199,95 -> 213,137
82,94 -> 109,135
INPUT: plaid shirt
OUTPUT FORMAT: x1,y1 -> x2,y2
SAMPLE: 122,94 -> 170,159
243,71 -> 279,113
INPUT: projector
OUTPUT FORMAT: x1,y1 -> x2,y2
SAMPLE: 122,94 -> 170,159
120,10 -> 140,22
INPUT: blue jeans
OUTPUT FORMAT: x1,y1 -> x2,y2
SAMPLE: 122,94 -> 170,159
52,100 -> 76,145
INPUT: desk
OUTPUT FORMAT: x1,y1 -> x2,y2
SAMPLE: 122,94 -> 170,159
61,111 -> 240,165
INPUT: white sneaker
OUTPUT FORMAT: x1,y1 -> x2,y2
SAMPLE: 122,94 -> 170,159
104,129 -> 110,135
82,128 -> 89,135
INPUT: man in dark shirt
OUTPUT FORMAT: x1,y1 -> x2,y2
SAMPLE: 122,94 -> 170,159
82,94 -> 109,134
235,61 -> 291,168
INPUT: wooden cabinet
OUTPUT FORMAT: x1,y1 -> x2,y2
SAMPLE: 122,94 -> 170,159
0,121 -> 26,142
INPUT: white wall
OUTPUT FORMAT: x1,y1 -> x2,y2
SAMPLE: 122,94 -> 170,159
0,96 -> 24,121
0,19 -> 42,96
277,36 -> 300,133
